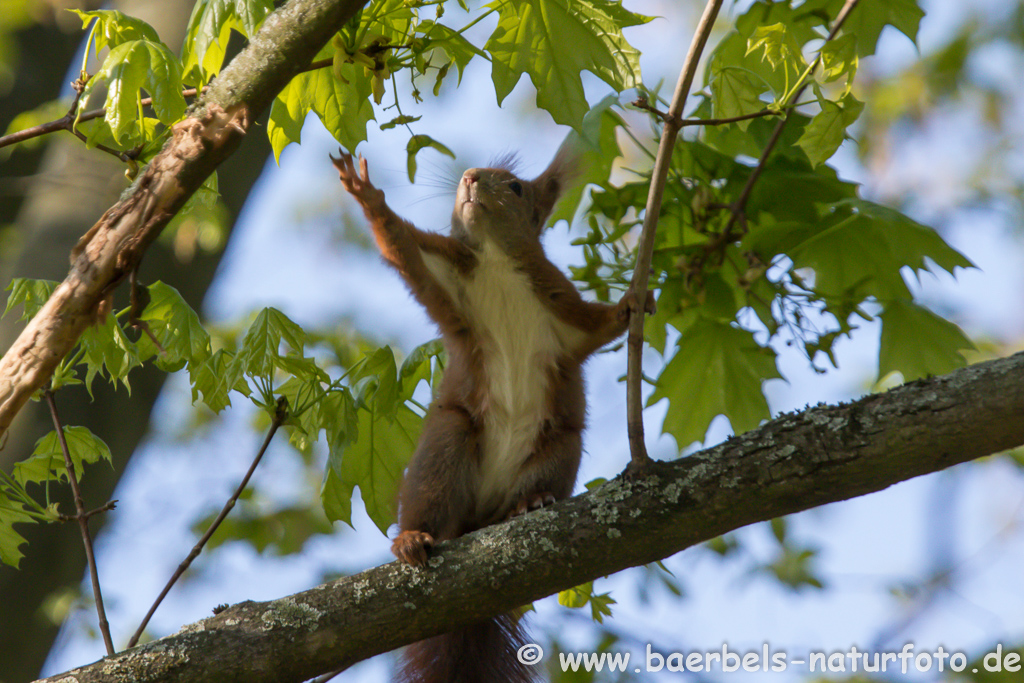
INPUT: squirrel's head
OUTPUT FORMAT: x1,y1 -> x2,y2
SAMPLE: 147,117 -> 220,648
451,146 -> 578,252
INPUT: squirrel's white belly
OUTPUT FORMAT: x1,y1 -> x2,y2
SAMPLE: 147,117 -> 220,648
460,241 -> 563,515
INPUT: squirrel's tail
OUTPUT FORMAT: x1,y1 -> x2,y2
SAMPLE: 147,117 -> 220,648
396,613 -> 538,683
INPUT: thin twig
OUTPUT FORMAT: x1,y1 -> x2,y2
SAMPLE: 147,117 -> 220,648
57,499 -> 118,522
625,0 -> 725,471
723,0 -> 860,235
633,97 -> 782,127
126,397 -> 289,648
44,390 -> 116,656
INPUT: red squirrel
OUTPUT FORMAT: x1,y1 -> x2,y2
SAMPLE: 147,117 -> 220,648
332,148 -> 651,683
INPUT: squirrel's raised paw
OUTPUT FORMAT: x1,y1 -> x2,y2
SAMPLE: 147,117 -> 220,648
392,529 -> 435,567
330,149 -> 381,204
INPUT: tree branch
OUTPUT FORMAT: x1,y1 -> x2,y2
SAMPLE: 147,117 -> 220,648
34,351 -> 1024,683
626,0 -> 724,468
0,0 -> 370,439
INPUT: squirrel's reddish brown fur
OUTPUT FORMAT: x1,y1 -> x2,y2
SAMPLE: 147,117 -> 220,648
332,148 -> 651,683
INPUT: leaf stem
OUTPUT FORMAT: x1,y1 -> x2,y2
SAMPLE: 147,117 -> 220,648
125,396 -> 288,648
625,0 -> 725,472
43,389 -> 115,656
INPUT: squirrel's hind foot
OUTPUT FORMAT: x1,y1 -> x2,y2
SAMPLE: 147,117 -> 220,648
392,530 -> 435,566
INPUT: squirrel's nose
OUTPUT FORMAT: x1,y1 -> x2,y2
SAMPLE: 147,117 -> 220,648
463,170 -> 479,185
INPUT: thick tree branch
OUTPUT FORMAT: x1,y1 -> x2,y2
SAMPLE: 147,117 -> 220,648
35,351 -> 1024,683
0,0 -> 370,438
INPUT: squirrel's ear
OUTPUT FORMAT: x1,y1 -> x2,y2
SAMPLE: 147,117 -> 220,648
531,143 -> 580,233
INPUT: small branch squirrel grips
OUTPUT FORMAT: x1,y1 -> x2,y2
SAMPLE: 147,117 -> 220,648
332,147 -> 644,683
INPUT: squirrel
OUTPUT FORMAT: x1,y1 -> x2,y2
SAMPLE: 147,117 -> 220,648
331,147 -> 652,683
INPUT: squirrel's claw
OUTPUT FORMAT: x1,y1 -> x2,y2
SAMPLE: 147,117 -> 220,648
392,529 -> 435,567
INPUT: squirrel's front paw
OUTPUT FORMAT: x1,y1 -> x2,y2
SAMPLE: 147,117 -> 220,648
392,530 -> 435,567
617,288 -> 657,321
330,149 -> 384,207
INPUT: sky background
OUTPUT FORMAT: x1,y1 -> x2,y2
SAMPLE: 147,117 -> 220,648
38,0 -> 1024,680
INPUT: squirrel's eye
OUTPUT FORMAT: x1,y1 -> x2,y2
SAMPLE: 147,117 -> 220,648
508,181 -> 523,197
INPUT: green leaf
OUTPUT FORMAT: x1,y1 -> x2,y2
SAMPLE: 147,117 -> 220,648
268,53 -> 375,163
589,591 -> 616,624
232,308 -> 308,380
399,339 -> 444,401
320,464 -> 353,526
415,20 -> 486,83
744,199 -> 973,305
710,67 -> 768,129
0,495 -> 34,568
878,299 -> 974,382
649,318 -> 780,448
180,0 -> 274,83
190,348 -> 247,413
79,39 -> 187,144
79,314 -> 142,393
818,33 -> 858,86
14,426 -> 113,487
69,8 -> 160,57
177,171 -> 220,218
351,346 -> 400,413
558,582 -> 593,609
406,134 -> 455,183
842,0 -> 925,57
746,23 -> 808,77
136,281 -> 212,371
4,279 -> 58,321
326,403 -> 422,533
746,155 -> 859,224
764,546 -> 824,590
485,0 -> 649,129
795,94 -> 864,167
549,94 -> 627,226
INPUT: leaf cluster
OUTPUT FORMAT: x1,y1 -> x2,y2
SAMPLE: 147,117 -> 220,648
565,0 -> 973,450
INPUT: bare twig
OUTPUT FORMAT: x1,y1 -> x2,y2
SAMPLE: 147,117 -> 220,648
633,97 -> 782,127
57,499 -> 118,522
625,0 -> 724,471
44,390 -> 115,656
724,0 -> 860,235
126,397 -> 289,648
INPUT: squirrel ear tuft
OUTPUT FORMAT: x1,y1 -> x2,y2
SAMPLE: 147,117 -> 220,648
531,143 -> 581,232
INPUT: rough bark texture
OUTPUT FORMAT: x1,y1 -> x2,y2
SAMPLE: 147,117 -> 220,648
34,351 -> 1024,683
0,0 -> 370,437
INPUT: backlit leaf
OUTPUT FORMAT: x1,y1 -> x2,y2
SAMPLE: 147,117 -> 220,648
79,39 -> 186,144
878,299 -> 974,382
650,318 -> 780,449
485,0 -> 649,129
15,426 -> 113,487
